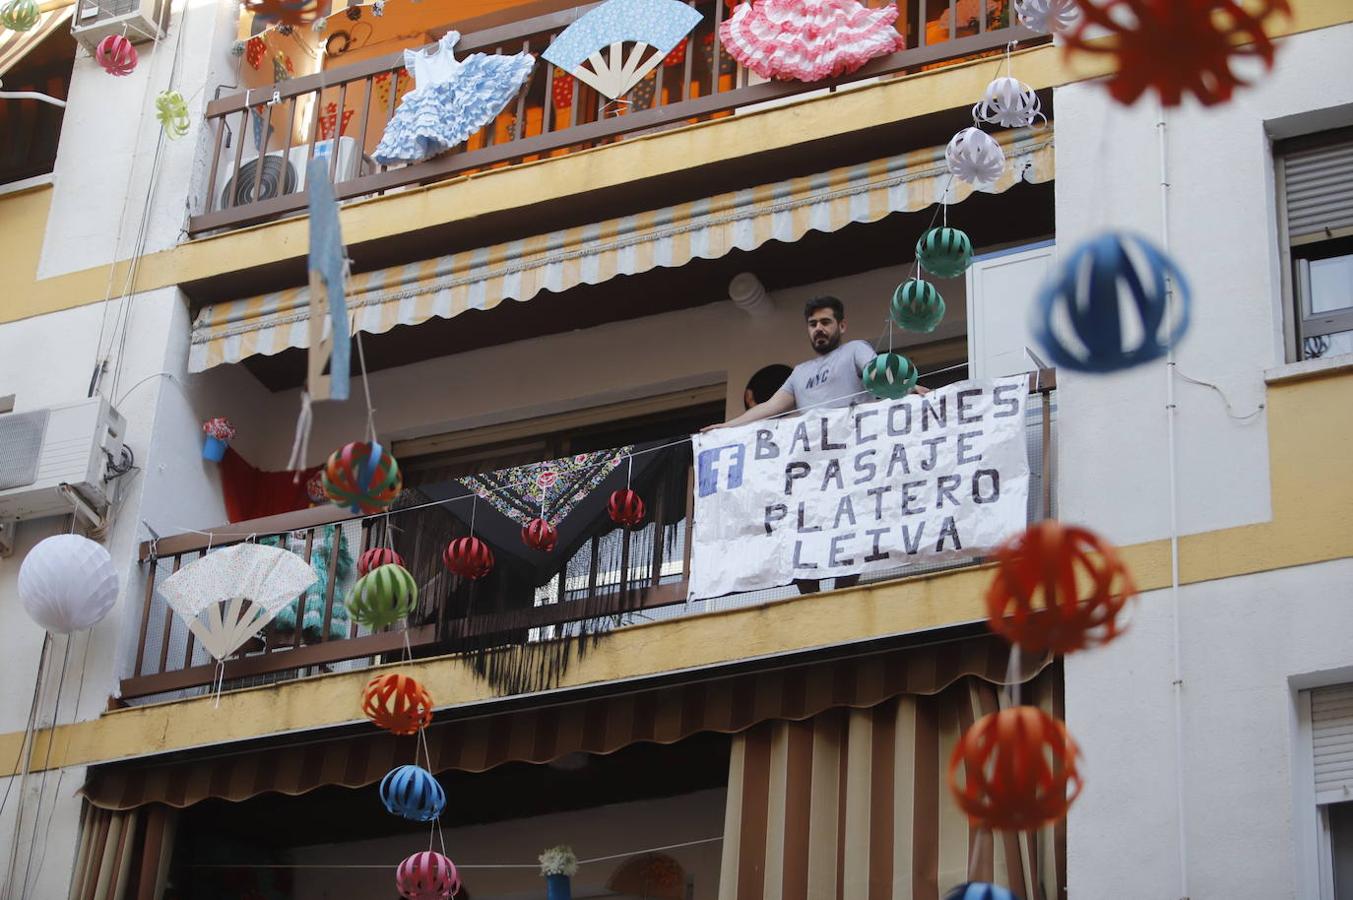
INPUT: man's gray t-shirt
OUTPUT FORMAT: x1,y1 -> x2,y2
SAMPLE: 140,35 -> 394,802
779,339 -> 876,410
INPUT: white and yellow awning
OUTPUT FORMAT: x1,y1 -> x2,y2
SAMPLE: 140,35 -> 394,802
189,126 -> 1054,372
0,5 -> 73,77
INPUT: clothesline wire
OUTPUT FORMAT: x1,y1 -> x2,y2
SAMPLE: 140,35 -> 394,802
148,360 -> 975,547
185,835 -> 724,870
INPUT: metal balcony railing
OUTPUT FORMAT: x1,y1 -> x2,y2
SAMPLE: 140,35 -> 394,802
188,0 -> 1042,234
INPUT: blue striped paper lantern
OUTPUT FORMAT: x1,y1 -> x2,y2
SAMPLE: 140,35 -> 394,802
944,883 -> 1020,900
380,764 -> 446,822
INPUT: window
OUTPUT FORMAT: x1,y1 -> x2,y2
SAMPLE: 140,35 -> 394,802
1276,128 -> 1353,362
1308,684 -> 1353,898
0,24 -> 75,185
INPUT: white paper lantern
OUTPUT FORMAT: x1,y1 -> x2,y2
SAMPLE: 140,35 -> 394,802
1013,0 -> 1080,34
18,535 -> 119,634
973,76 -> 1044,129
946,127 -> 1006,186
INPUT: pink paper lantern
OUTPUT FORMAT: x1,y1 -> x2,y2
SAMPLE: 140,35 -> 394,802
95,35 -> 137,76
396,851 -> 460,900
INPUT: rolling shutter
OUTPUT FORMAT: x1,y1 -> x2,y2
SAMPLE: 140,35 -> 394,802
1312,684 -> 1353,805
1283,136 -> 1353,245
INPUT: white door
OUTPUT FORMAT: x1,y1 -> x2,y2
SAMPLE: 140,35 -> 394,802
965,241 -> 1055,379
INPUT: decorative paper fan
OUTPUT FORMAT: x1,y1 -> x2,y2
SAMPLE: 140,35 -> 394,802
159,544 -> 318,661
719,0 -> 904,83
542,0 -> 702,100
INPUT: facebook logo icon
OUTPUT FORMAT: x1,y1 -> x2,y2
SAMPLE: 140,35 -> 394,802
697,444 -> 746,497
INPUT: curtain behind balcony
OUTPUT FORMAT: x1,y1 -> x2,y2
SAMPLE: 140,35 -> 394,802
66,803 -> 176,900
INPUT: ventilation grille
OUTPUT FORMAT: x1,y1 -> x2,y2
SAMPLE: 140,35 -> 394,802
0,410 -> 50,491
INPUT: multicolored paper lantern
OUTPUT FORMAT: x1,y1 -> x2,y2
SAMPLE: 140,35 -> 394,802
945,883 -> 1020,900
948,706 -> 1083,831
397,851 -> 461,900
444,536 -> 494,580
357,547 -> 405,578
972,76 -> 1043,129
946,127 -> 1005,186
380,764 -> 446,822
0,0 -> 40,32
1012,0 -> 1079,33
362,672 -> 434,735
1063,0 -> 1290,107
323,441 -> 403,514
607,489 -> 645,528
890,279 -> 945,332
346,563 -> 417,629
17,535 -> 119,634
916,227 -> 973,279
986,520 -> 1136,654
522,517 -> 558,553
862,352 -> 918,400
95,35 -> 137,76
1035,232 -> 1190,373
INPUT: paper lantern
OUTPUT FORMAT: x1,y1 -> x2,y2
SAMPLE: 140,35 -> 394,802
323,441 -> 403,514
18,535 -> 119,634
607,489 -> 645,528
1035,232 -> 1190,373
986,521 -> 1135,654
155,90 -> 191,139
946,127 -> 1005,186
363,672 -> 434,735
890,279 -> 945,333
1012,0 -> 1079,33
522,517 -> 558,552
397,851 -> 460,900
95,35 -> 137,76
243,0 -> 324,27
862,352 -> 917,400
1063,0 -> 1289,107
346,563 -> 417,629
972,76 -> 1043,129
444,536 -> 494,580
380,764 -> 446,822
945,884 -> 1020,900
357,547 -> 405,577
948,706 -> 1083,831
916,227 -> 973,279
0,0 -> 40,32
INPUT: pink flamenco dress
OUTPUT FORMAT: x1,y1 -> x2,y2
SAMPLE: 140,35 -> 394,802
718,0 -> 904,83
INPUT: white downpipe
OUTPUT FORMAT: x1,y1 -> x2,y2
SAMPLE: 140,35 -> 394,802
1158,98 -> 1190,900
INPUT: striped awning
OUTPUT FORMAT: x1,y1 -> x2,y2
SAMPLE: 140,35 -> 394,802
82,637 -> 1050,811
0,6 -> 73,77
189,126 -> 1055,372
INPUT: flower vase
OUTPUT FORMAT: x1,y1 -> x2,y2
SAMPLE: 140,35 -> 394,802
202,435 -> 228,462
546,873 -> 572,900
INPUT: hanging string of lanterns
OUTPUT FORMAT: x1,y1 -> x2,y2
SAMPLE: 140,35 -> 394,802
347,562 -> 419,629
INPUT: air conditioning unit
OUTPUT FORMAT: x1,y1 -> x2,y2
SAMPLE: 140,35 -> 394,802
70,0 -> 169,53
215,137 -> 367,212
0,398 -> 126,523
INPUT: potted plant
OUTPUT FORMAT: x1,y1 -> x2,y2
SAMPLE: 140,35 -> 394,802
201,417 -> 236,462
538,845 -> 578,900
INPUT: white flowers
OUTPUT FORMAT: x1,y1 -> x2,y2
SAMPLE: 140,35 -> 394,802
946,127 -> 1006,186
539,845 -> 579,877
972,75 -> 1044,129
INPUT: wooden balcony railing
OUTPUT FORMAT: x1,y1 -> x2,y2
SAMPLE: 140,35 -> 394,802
188,0 -> 1042,234
122,372 -> 1056,703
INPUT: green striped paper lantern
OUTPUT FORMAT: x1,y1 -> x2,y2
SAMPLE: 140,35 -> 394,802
916,227 -> 973,279
0,0 -> 40,32
346,563 -> 417,630
862,353 -> 918,400
891,279 -> 946,333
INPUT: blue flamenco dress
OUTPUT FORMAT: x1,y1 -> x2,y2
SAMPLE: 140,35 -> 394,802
373,30 -> 535,165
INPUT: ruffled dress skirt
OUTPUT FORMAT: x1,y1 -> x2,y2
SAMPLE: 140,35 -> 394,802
373,51 -> 535,165
719,0 -> 904,83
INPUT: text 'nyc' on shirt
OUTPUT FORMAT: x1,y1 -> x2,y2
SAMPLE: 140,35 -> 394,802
780,339 -> 876,410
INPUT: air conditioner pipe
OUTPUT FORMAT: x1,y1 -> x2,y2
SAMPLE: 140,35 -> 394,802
728,272 -> 775,317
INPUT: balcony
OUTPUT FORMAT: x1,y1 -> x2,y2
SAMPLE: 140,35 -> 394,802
122,370 -> 1056,704
189,0 -> 1043,234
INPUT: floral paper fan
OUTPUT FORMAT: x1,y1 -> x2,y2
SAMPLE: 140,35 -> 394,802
719,0 -> 903,83
160,544 -> 318,661
542,0 -> 702,100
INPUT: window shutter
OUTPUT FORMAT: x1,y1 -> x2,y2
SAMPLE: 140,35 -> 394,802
1313,684 -> 1353,804
1284,138 -> 1353,245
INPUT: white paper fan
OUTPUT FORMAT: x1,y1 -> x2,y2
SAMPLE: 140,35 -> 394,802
159,544 -> 319,661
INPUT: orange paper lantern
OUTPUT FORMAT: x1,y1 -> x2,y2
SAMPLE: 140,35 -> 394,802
948,706 -> 1083,831
363,673 -> 434,735
985,520 -> 1136,654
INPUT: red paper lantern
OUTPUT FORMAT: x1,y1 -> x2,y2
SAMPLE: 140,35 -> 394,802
362,672 -> 433,735
521,517 -> 557,552
95,35 -> 137,76
985,520 -> 1136,654
607,489 -> 645,528
444,536 -> 493,580
1062,0 -> 1290,107
358,547 -> 406,578
948,706 -> 1083,831
396,850 -> 460,900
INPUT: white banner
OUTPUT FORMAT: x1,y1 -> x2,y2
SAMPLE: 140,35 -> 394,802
689,376 -> 1030,599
